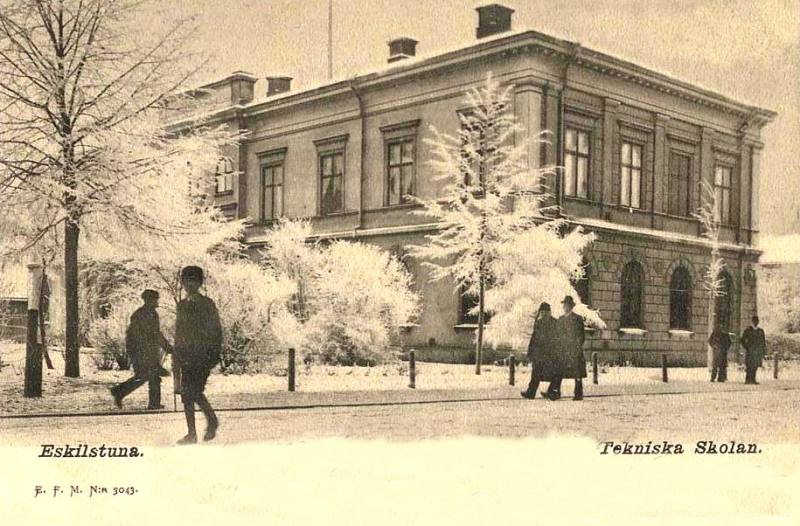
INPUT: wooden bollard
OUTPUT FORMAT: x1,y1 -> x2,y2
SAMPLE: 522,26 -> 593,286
773,351 -> 779,380
509,355 -> 516,386
592,352 -> 599,384
288,348 -> 296,392
408,350 -> 416,389
661,353 -> 668,383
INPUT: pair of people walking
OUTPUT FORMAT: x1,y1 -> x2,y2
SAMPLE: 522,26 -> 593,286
521,295 -> 586,402
709,315 -> 766,384
110,265 -> 222,445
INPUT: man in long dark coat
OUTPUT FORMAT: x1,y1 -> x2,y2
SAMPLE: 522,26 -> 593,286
110,290 -> 172,410
174,265 -> 222,445
740,315 -> 766,384
543,295 -> 586,401
709,322 -> 732,383
521,303 -> 558,399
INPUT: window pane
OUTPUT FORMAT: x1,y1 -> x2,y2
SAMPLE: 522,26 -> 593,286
578,131 -> 589,155
273,165 -> 283,185
565,129 -> 576,152
631,169 -> 641,208
564,154 -> 575,196
263,187 -> 273,220
388,166 -> 401,205
333,153 -> 344,175
622,143 -> 630,165
216,175 -> 225,194
262,166 -> 272,186
632,145 -> 642,168
714,166 -> 723,186
621,166 -> 630,206
401,141 -> 414,163
401,165 -> 414,200
577,157 -> 588,198
389,144 -> 401,166
322,155 -> 333,176
722,190 -> 730,224
274,185 -> 283,218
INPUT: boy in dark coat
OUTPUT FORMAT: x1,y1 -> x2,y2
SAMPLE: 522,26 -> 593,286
740,315 -> 766,384
521,303 -> 559,399
709,322 -> 732,383
174,266 -> 222,445
110,290 -> 172,410
543,296 -> 586,401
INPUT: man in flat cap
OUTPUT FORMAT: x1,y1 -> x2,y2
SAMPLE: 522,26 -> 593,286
110,289 -> 172,410
543,295 -> 586,401
173,265 -> 222,445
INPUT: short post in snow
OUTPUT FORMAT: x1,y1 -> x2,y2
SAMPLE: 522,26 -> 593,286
288,348 -> 296,392
408,350 -> 416,389
773,351 -> 779,380
661,353 -> 668,383
592,352 -> 599,385
509,355 -> 516,386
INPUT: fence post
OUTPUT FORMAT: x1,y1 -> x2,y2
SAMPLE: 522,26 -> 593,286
408,350 -> 416,389
592,352 -> 599,385
509,355 -> 516,386
773,351 -> 779,380
288,348 -> 296,392
661,353 -> 668,383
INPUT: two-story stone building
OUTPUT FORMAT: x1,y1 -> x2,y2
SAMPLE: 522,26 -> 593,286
173,4 -> 775,366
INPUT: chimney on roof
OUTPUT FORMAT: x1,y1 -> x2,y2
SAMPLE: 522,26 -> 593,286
476,4 -> 515,39
266,76 -> 292,97
388,37 -> 418,63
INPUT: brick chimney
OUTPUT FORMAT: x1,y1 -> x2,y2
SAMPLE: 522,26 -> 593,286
388,37 -> 418,63
266,76 -> 292,97
476,4 -> 515,39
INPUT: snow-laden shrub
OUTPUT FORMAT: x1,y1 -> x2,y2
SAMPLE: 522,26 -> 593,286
262,220 -> 421,366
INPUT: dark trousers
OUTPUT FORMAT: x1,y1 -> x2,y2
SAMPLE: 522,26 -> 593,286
546,378 -> 583,399
711,350 -> 728,382
111,372 -> 161,408
745,355 -> 759,384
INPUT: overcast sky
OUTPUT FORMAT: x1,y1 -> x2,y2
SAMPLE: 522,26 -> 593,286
168,0 -> 799,237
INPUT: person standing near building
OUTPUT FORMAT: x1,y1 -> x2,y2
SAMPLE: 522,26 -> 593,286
740,315 -> 766,385
174,266 -> 222,445
110,290 -> 172,410
543,296 -> 586,401
709,322 -> 732,383
521,303 -> 558,400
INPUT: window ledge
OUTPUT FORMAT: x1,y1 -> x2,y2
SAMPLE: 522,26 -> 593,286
215,190 -> 234,197
454,323 -> 478,331
565,196 -> 594,204
619,327 -> 648,336
399,323 -> 419,331
668,329 -> 694,339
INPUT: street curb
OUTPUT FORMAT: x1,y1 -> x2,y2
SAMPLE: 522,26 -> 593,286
2,385 -> 798,420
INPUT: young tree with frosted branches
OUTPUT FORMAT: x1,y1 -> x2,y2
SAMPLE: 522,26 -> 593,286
0,0 -> 238,377
409,74 -> 601,373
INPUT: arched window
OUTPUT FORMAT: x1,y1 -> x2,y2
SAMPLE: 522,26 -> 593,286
715,271 -> 733,332
571,257 -> 591,307
669,267 -> 692,330
620,261 -> 644,328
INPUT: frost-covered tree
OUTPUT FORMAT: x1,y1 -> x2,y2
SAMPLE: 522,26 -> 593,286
694,179 -> 726,367
409,74 -> 600,372
0,0 -> 237,377
262,219 -> 420,366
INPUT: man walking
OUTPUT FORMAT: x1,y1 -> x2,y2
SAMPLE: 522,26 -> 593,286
110,289 -> 172,410
521,302 -> 558,399
174,265 -> 222,445
543,296 -> 586,401
709,322 -> 732,383
740,315 -> 766,384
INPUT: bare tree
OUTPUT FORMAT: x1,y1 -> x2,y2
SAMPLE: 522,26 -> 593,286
694,179 -> 725,369
0,0 -> 236,377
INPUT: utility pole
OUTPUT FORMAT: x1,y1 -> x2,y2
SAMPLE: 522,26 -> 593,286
24,261 -> 44,397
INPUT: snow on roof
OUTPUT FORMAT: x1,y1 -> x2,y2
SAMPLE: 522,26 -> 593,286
758,234 -> 800,265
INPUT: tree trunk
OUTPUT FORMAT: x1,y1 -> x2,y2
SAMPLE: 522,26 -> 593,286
64,219 -> 81,378
707,292 -> 715,373
475,271 -> 485,375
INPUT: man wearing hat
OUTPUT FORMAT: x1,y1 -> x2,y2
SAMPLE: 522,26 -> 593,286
543,295 -> 586,401
740,315 -> 766,385
173,265 -> 222,445
110,289 -> 172,410
521,302 -> 559,399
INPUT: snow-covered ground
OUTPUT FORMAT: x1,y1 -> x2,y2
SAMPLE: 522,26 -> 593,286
2,342 -> 798,416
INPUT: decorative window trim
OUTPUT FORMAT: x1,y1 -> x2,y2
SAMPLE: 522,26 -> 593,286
256,146 -> 288,160
317,148 -> 346,216
619,139 -> 645,209
668,329 -> 694,339
564,126 -> 592,200
379,119 -> 420,137
667,132 -> 700,146
618,118 -> 654,134
618,327 -> 648,336
564,104 -> 602,120
313,134 -> 349,153
382,121 -> 419,207
259,162 -> 284,223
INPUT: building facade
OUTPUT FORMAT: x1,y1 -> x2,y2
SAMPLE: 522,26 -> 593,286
173,4 -> 775,365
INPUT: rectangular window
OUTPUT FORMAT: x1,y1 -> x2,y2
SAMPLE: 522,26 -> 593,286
261,163 -> 284,222
215,157 -> 234,195
564,128 -> 590,199
668,151 -> 691,217
620,142 -> 643,208
714,165 -> 732,224
320,151 -> 344,215
386,139 -> 415,205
